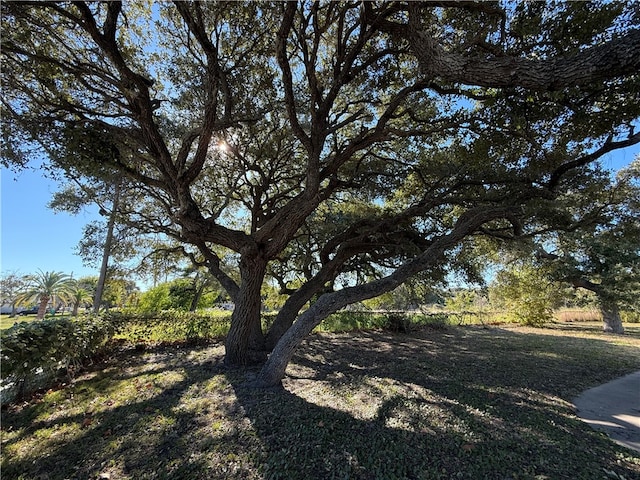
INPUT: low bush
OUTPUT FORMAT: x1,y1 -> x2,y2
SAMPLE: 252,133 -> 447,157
621,310 -> 640,323
109,309 -> 232,344
1,315 -> 116,396
384,312 -> 414,332
1,310 -> 233,402
317,311 -> 453,333
316,311 -> 388,332
413,312 -> 452,329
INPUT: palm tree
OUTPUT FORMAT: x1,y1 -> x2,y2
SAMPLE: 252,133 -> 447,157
69,284 -> 92,316
17,270 -> 74,319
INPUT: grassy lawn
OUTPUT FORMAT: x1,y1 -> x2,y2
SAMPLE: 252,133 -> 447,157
2,322 -> 640,479
0,314 -> 33,331
0,313 -> 72,331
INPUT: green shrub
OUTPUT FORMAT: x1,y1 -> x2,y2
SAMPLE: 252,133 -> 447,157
0,316 -> 116,395
489,264 -> 560,327
384,313 -> 412,333
621,310 -> 640,323
316,311 -> 387,332
110,309 -> 232,344
135,284 -> 172,313
413,312 -> 452,329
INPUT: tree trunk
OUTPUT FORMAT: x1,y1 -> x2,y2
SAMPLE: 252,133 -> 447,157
224,256 -> 267,366
264,301 -> 301,350
255,206 -> 516,387
72,301 -> 79,316
37,295 -> 50,320
264,254 -> 348,349
569,278 -> 625,334
601,301 -> 624,334
254,296 -> 336,388
255,276 -> 400,387
256,270 -> 409,387
94,180 -> 121,314
189,284 -> 204,312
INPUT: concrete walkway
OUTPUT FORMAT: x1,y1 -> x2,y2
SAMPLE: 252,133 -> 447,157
573,370 -> 640,453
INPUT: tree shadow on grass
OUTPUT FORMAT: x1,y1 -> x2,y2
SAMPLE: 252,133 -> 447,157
225,326 -> 640,479
2,327 -> 639,479
1,345 -> 259,480
291,326 -> 640,397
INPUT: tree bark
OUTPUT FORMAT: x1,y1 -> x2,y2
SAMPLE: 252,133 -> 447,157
224,255 -> 267,366
264,299 -> 302,351
264,242 -> 374,349
264,271 -> 334,350
601,301 -> 624,334
37,295 -> 50,320
94,180 -> 121,314
570,278 -> 625,334
255,273 -> 412,387
398,9 -> 640,90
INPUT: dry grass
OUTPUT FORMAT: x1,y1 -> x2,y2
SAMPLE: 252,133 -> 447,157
2,322 -> 640,480
554,309 -> 602,323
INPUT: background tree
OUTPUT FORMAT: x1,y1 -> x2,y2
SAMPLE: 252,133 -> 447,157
136,283 -> 172,314
68,282 -> 92,316
489,263 -> 563,327
534,159 -> 640,333
2,1 -> 639,386
75,276 -> 98,307
0,272 -> 28,317
48,156 -> 153,310
16,270 -> 74,319
101,274 -> 139,310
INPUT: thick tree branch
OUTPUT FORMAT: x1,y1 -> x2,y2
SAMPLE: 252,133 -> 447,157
376,4 -> 640,90
256,204 -> 519,386
69,1 -> 175,180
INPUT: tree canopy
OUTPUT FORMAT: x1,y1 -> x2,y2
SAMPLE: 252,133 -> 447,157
2,1 -> 639,386
538,159 -> 640,333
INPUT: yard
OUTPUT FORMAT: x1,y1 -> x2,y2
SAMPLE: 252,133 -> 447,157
2,322 -> 640,479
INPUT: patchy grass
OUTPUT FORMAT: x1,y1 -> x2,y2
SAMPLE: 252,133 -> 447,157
2,323 -> 640,480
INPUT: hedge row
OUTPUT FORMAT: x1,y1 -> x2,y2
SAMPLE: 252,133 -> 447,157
1,316 -> 116,399
108,309 -> 233,344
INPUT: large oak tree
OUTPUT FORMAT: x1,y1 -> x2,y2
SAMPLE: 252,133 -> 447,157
2,1 -> 639,387
538,159 -> 640,334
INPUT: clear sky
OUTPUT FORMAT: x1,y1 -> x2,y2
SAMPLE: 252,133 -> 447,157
1,166 -> 101,280
1,143 -> 639,284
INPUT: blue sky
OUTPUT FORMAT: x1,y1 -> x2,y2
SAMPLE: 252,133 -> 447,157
1,166 -> 100,280
1,143 -> 639,285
